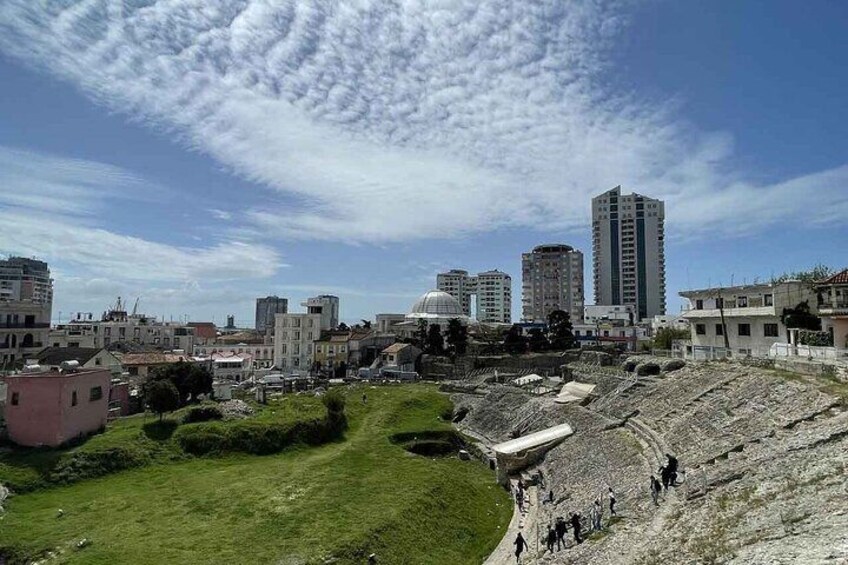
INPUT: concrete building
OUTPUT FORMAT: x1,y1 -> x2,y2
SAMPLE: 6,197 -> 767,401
117,352 -> 195,379
592,186 -> 666,321
273,295 -> 339,373
679,281 -> 815,357
0,257 -> 53,370
375,313 -> 406,334
380,343 -> 422,372
436,269 -> 512,323
521,244 -> 584,324
815,269 -> 848,349
255,296 -> 288,334
50,299 -> 195,353
584,304 -> 635,325
3,367 -> 111,447
194,342 -> 275,371
35,347 -> 123,376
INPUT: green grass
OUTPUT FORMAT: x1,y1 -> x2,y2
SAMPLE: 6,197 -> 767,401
0,385 -> 511,564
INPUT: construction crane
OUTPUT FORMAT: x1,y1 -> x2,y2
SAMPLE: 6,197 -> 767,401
131,297 -> 140,317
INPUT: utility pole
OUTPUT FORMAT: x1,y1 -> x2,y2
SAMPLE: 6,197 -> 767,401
718,286 -> 730,351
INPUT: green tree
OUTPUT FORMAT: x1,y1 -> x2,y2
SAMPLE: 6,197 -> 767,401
781,301 -> 822,331
415,319 -> 429,349
151,362 -> 213,406
652,327 -> 690,350
503,324 -> 528,354
426,324 -> 445,355
445,318 -> 468,357
322,389 -> 348,436
527,327 -> 550,352
337,322 -> 349,331
547,310 -> 575,350
361,320 -> 372,329
144,379 -> 180,422
772,264 -> 835,285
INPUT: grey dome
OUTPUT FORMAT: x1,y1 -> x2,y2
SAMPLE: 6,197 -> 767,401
409,290 -> 463,317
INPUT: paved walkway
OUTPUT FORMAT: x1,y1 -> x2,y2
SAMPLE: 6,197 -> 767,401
484,481 -> 542,564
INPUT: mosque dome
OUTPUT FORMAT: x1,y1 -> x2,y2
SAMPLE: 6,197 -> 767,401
408,290 -> 464,318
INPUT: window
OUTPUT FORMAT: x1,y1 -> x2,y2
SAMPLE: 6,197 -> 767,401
715,324 -> 724,336
737,296 -> 748,308
696,324 -> 706,335
72,391 -> 78,406
764,323 -> 779,337
90,386 -> 103,401
95,357 -> 102,366
764,294 -> 773,306
738,323 -> 751,336
11,392 -> 19,406
695,299 -> 704,310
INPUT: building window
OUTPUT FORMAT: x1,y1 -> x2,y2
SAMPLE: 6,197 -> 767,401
738,323 -> 751,336
695,299 -> 704,310
11,392 -> 19,406
90,386 -> 103,401
72,390 -> 78,406
715,324 -> 724,336
737,296 -> 748,308
764,294 -> 773,306
764,323 -> 779,337
696,324 -> 706,335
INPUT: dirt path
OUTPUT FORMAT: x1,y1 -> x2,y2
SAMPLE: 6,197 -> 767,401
484,482 -> 543,565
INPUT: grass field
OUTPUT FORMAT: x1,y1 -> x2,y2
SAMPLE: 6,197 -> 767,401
0,385 -> 512,564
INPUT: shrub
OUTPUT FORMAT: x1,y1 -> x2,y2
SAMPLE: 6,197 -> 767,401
182,405 -> 223,424
48,446 -> 150,485
174,418 -> 333,456
322,390 -> 348,436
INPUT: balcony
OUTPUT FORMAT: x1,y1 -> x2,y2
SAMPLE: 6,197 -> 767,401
818,298 -> 848,316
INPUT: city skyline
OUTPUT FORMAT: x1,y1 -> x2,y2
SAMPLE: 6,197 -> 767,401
1,2 -> 846,325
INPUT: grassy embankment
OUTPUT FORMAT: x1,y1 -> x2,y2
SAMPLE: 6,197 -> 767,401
0,385 -> 511,564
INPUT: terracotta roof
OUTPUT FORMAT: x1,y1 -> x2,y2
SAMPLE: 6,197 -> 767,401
119,353 -> 192,366
818,269 -> 848,285
36,347 -> 102,366
381,343 -> 408,354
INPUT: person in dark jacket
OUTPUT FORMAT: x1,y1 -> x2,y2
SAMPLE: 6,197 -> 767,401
608,486 -> 617,516
514,532 -> 527,562
546,525 -> 556,552
555,517 -> 567,550
571,512 -> 583,544
659,465 -> 670,490
666,453 -> 679,486
650,475 -> 662,506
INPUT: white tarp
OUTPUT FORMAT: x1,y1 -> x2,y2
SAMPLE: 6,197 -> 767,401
492,423 -> 574,455
555,381 -> 597,404
512,373 -> 543,386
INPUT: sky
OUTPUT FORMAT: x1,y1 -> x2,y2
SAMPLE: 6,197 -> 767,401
0,0 -> 846,326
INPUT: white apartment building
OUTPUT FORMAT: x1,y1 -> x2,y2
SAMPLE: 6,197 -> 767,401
194,343 -> 275,370
679,281 -> 815,356
436,269 -> 512,323
521,244 -> 584,324
0,257 -> 53,370
273,295 -> 339,373
592,186 -> 666,322
584,304 -> 635,325
48,300 -> 195,353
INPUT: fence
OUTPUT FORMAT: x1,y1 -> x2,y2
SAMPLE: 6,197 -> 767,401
672,341 -> 848,363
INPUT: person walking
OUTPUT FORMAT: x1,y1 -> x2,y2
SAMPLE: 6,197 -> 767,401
515,488 -> 525,513
608,487 -> 617,517
666,453 -> 679,486
555,517 -> 567,550
362,393 -> 367,404
546,525 -> 556,553
650,475 -> 662,506
592,498 -> 603,530
659,465 -> 670,490
544,489 -> 554,505
514,532 -> 527,563
571,512 -> 583,544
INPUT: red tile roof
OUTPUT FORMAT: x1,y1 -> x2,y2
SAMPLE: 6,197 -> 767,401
818,269 -> 848,285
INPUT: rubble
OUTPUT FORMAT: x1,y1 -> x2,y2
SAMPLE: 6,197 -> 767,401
218,399 -> 254,420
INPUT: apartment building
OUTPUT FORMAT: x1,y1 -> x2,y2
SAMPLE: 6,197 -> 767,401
521,244 -> 584,324
592,186 -> 666,321
255,296 -> 288,334
436,269 -> 512,323
679,281 -> 815,356
273,295 -> 340,373
0,257 -> 53,370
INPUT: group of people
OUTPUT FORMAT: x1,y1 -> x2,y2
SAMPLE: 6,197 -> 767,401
512,483 -> 619,562
650,453 -> 680,506
512,454 -> 680,562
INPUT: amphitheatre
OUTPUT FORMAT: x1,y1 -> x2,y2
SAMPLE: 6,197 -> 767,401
1,351 -> 847,564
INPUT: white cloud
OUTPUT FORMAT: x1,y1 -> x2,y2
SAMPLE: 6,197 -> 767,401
0,146 -> 284,282
0,1 -> 845,243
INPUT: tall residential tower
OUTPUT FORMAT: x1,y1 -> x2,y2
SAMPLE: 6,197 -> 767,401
592,186 -> 666,321
521,244 -> 584,324
436,269 -> 512,323
255,296 -> 288,334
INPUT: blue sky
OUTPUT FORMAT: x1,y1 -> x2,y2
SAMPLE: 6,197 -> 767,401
0,1 -> 845,326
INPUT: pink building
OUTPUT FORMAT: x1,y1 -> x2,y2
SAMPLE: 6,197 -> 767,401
3,368 -> 112,447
